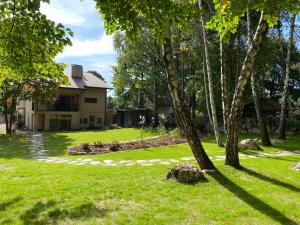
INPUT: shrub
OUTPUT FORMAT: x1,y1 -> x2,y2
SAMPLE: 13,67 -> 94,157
94,141 -> 103,148
109,141 -> 121,151
81,143 -> 91,152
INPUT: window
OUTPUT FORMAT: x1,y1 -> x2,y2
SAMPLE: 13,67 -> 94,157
85,98 -> 97,103
90,115 -> 95,122
49,115 -> 71,130
83,118 -> 88,124
32,102 -> 35,110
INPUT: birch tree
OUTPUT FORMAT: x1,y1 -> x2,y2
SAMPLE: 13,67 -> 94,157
95,0 -> 215,169
198,0 -> 223,147
207,0 -> 299,167
278,14 -> 296,139
247,10 -> 272,146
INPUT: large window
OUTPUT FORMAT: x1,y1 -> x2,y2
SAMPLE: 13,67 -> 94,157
49,115 -> 71,130
54,96 -> 76,111
85,98 -> 97,103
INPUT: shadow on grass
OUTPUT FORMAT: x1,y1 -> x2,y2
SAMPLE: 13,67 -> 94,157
20,200 -> 110,225
42,133 -> 74,157
0,196 -> 23,211
210,169 -> 298,225
239,166 -> 300,192
0,133 -> 73,159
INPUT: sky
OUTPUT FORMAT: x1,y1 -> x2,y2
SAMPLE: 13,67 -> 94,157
40,0 -> 117,86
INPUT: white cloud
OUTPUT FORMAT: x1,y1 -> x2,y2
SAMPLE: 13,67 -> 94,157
57,35 -> 115,58
40,3 -> 85,26
40,0 -> 96,26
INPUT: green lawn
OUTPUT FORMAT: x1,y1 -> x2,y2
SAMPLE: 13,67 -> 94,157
0,129 -> 299,224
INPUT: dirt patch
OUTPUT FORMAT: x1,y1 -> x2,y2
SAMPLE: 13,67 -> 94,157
68,134 -> 206,155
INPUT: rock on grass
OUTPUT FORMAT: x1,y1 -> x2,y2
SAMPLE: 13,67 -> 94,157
167,163 -> 205,184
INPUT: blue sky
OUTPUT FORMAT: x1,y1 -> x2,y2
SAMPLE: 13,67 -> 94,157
40,0 -> 117,86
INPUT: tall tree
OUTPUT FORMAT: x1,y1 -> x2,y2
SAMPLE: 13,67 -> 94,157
207,0 -> 299,167
247,10 -> 272,146
95,0 -> 215,169
0,0 -> 72,134
278,14 -> 296,139
198,0 -> 223,147
220,38 -> 229,135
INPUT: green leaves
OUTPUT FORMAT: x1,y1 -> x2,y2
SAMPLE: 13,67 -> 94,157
94,0 -> 196,43
206,0 -> 300,39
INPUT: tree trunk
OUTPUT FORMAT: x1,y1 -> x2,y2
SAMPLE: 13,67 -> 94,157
226,13 -> 268,168
278,14 -> 296,139
220,38 -> 229,134
162,26 -> 214,170
203,56 -> 213,126
4,112 -> 11,134
198,0 -> 223,147
251,74 -> 271,145
247,9 -> 271,146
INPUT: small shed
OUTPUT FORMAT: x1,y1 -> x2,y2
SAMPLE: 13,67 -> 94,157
116,108 -> 153,128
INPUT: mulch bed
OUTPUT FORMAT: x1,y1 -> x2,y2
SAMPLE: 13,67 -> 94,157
68,133 -> 208,155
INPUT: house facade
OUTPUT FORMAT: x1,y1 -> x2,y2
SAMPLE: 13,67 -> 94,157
16,65 -> 111,131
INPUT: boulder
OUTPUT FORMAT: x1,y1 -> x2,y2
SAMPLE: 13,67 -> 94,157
167,163 -> 205,183
238,139 -> 260,150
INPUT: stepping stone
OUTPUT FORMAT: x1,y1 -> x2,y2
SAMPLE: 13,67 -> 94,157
149,159 -> 161,163
169,159 -> 179,163
36,158 -> 48,161
90,161 -> 101,165
104,163 -> 118,166
119,160 -> 132,164
136,160 -> 146,163
68,161 -> 78,164
140,163 -> 153,166
81,159 -> 93,162
54,159 -> 70,163
45,159 -> 57,163
160,161 -> 170,165
73,162 -> 86,165
180,157 -> 193,161
247,155 -> 258,158
103,160 -> 113,164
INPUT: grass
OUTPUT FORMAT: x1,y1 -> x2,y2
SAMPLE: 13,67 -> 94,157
0,128 -> 299,224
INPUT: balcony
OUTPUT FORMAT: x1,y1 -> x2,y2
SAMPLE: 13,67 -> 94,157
48,103 -> 79,112
36,96 -> 80,112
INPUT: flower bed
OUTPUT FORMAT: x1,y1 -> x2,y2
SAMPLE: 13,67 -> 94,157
68,134 -> 198,155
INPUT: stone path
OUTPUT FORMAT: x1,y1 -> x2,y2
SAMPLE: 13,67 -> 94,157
29,133 -> 50,159
28,132 -> 300,167
34,150 -> 300,167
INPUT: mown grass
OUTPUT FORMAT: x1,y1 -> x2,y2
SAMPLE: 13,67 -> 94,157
0,129 -> 299,224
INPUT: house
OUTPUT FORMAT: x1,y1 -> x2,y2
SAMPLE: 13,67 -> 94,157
16,65 -> 111,131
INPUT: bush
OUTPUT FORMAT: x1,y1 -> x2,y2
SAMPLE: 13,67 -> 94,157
109,141 -> 121,151
81,143 -> 91,152
94,141 -> 103,148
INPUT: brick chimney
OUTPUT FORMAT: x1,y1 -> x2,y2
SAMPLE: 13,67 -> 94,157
71,64 -> 83,78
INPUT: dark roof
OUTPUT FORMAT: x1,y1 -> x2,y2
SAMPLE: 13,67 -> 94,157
60,72 -> 112,89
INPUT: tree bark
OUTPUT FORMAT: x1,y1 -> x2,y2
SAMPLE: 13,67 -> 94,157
198,0 -> 223,147
203,56 -> 213,126
220,38 -> 229,134
226,13 -> 268,168
278,14 -> 296,139
247,9 -> 271,146
162,26 -> 214,170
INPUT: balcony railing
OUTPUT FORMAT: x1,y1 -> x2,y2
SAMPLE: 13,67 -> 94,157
37,103 -> 79,112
